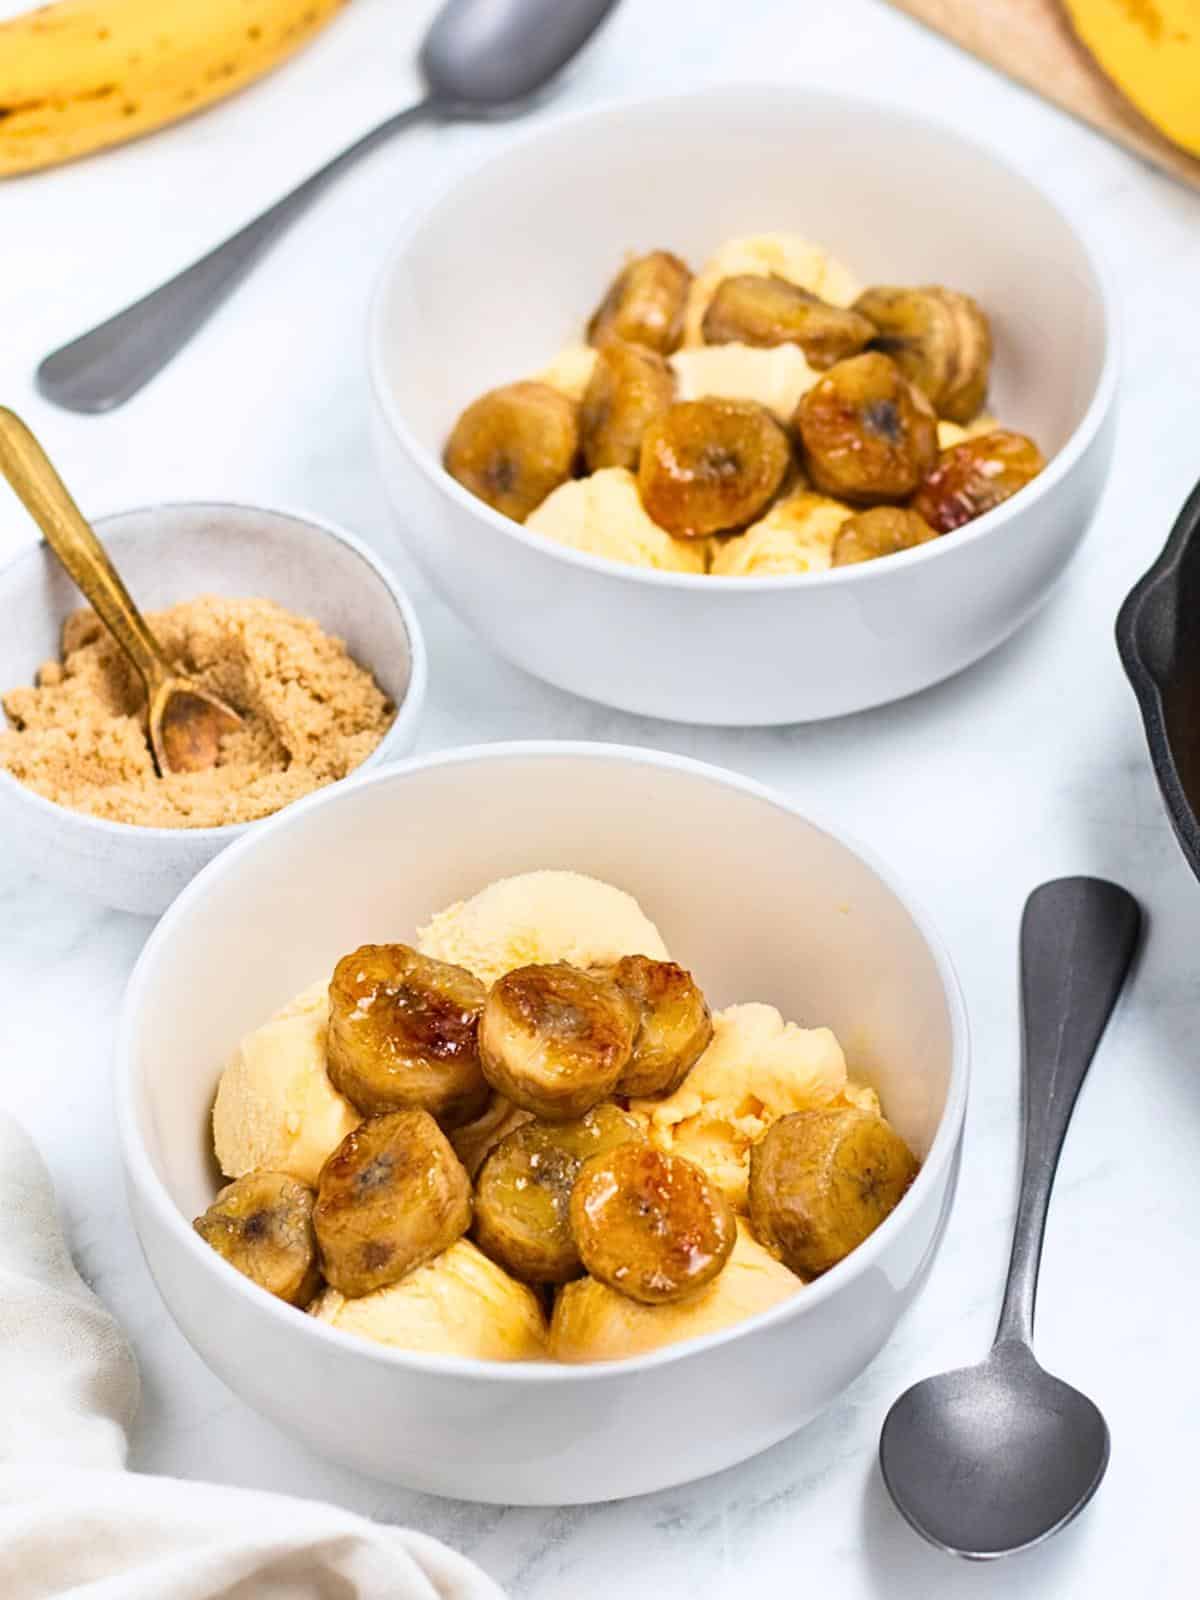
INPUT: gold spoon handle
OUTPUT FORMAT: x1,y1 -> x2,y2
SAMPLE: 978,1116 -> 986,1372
0,407 -> 169,694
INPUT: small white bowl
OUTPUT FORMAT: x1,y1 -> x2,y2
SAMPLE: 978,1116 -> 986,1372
0,503 -> 426,916
116,743 -> 968,1504
368,85 -> 1117,725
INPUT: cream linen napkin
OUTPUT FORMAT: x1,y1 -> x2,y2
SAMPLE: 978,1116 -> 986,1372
0,1112 -> 506,1600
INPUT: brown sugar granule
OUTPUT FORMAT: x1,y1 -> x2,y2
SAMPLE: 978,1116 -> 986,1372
0,596 -> 396,828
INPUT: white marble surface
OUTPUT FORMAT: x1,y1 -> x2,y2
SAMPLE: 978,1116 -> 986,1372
2,0 -> 1199,1592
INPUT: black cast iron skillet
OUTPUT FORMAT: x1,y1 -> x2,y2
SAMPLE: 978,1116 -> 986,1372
1116,476 -> 1200,879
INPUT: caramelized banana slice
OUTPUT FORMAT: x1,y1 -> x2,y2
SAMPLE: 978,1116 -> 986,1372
794,351 -> 938,504
831,506 -> 939,567
587,250 -> 692,355
327,944 -> 488,1127
443,381 -> 579,521
702,275 -> 875,370
855,286 -> 992,423
595,955 -> 713,1098
473,1104 -> 643,1283
638,398 -> 792,537
580,340 -> 676,472
748,1107 -> 918,1277
194,1172 -> 321,1307
479,963 -> 637,1120
314,1109 -> 471,1297
571,1143 -> 736,1304
910,430 -> 1046,534
449,1095 -> 533,1180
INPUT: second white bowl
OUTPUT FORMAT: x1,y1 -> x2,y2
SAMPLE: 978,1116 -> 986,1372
369,86 -> 1117,725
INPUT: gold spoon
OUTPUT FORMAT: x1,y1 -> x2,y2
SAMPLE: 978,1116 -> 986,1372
0,408 -> 240,775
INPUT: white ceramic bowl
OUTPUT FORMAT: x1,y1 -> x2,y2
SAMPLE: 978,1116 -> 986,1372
116,743 -> 968,1504
369,86 -> 1117,725
0,503 -> 426,916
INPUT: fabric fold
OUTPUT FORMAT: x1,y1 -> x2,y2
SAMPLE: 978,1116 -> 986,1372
0,1113 -> 504,1600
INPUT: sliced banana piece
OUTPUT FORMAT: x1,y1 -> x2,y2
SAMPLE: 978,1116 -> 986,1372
794,351 -> 939,504
314,1109 -> 471,1298
911,429 -> 1046,534
327,944 -> 488,1126
473,1104 -> 643,1283
479,962 -> 638,1121
683,233 -> 861,347
638,398 -> 792,537
443,381 -> 579,522
580,340 -> 676,472
855,285 -> 992,424
587,250 -> 693,354
748,1106 -> 919,1276
194,1172 -> 321,1307
593,955 -> 713,1098
449,1094 -> 534,1180
702,275 -> 874,369
525,467 -> 709,574
831,506 -> 939,567
571,1142 -> 736,1304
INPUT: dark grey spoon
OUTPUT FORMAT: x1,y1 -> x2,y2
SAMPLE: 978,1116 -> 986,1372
880,877 -> 1140,1560
36,0 -> 620,414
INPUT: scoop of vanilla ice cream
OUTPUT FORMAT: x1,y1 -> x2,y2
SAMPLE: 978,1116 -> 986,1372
212,981 -> 359,1187
633,1002 -> 847,1210
525,467 -> 708,574
711,493 -> 854,578
419,869 -> 670,988
840,1079 -> 882,1117
937,413 -> 1000,450
670,342 -> 817,423
683,233 -> 861,347
550,1219 -> 801,1361
537,342 -> 600,401
311,1238 -> 547,1360
937,420 -> 969,450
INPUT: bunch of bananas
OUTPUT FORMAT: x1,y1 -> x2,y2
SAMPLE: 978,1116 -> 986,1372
0,0 -> 348,177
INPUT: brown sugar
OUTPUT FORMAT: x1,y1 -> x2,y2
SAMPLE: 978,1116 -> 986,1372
0,596 -> 396,828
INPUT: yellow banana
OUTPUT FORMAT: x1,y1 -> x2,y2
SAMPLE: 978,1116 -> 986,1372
1062,0 -> 1200,160
0,0 -> 349,177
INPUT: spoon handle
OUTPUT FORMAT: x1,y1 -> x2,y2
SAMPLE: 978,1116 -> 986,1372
0,408 -> 167,691
35,97 -> 437,415
995,878 -> 1141,1347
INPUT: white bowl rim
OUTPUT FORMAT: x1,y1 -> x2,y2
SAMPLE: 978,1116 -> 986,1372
115,739 -> 971,1384
367,82 -> 1120,593
0,498 -> 429,843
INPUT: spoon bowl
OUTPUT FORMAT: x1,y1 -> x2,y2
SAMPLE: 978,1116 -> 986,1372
880,1341 -> 1111,1559
152,680 -> 242,777
0,408 -> 242,777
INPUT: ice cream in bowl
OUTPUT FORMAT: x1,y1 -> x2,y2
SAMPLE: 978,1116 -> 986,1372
116,743 -> 967,1503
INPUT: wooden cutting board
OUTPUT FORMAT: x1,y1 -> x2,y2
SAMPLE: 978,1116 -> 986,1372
888,0 -> 1200,191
